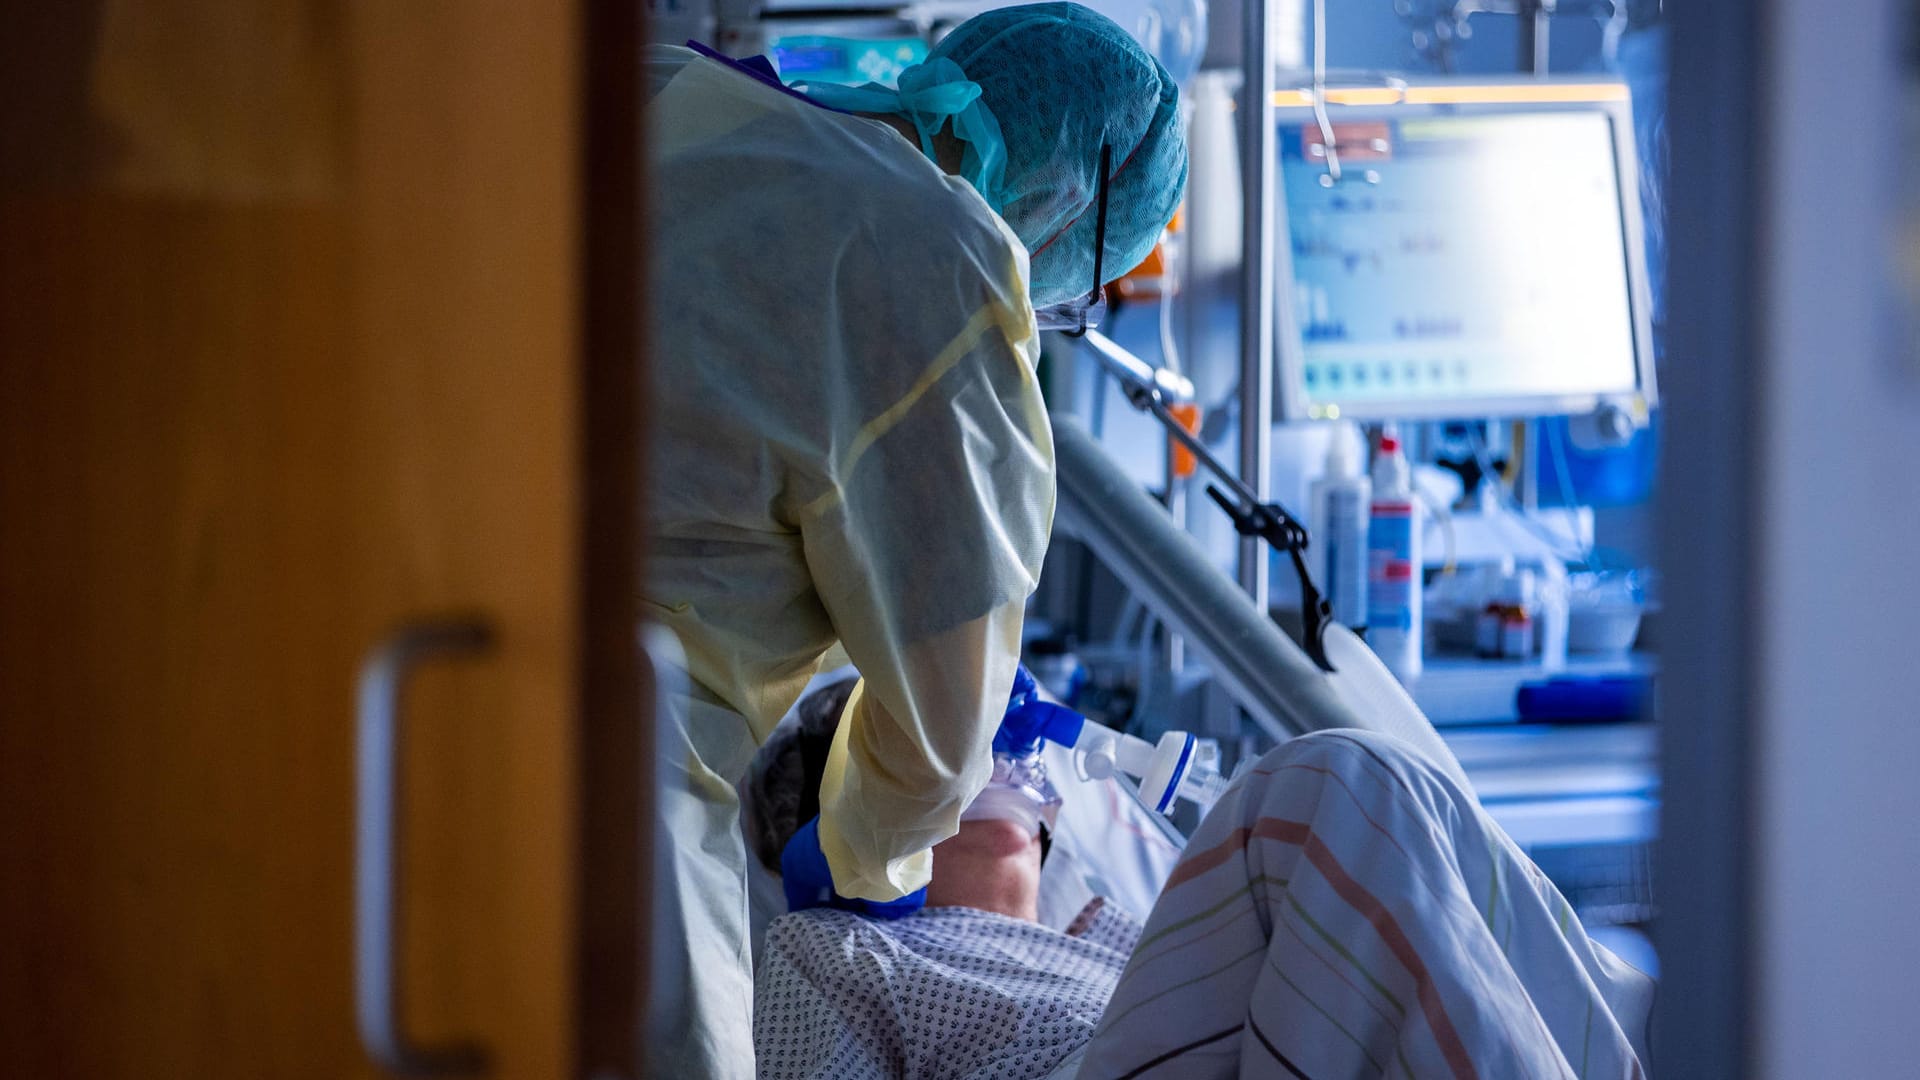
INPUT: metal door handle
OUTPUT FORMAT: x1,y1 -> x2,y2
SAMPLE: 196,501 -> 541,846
356,618 -> 495,1076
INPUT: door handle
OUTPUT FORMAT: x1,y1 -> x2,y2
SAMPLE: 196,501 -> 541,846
356,617 -> 495,1076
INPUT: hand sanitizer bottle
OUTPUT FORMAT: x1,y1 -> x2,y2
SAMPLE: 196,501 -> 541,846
1367,433 -> 1424,683
1310,421 -> 1371,632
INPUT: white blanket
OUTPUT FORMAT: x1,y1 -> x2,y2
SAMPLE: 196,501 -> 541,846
1081,729 -> 1654,1079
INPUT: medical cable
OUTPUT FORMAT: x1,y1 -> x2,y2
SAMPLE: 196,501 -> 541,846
1549,420 -> 1578,510
1424,487 -> 1460,578
1129,614 -> 1162,729
1156,235 -> 1183,375
1545,431 -> 1641,575
1467,425 -> 1583,563
1087,357 -> 1111,438
1467,424 -> 1632,573
1311,0 -> 1343,185
1107,594 -> 1146,651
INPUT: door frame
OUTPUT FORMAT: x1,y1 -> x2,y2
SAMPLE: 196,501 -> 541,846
1655,1 -> 1762,1074
576,0 -> 650,1074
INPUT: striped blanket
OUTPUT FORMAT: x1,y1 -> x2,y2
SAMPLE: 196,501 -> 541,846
1079,729 -> 1653,1079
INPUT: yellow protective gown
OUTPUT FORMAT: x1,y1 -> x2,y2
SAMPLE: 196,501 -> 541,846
643,45 -> 1055,1077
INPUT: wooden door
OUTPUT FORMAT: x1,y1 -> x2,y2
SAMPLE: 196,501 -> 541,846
0,2 -> 646,1077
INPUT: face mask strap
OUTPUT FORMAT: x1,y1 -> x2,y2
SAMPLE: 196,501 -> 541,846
795,726 -> 833,827
1060,143 -> 1114,339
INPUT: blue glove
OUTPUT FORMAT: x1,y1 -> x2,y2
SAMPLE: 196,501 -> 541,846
779,816 -> 927,919
998,664 -> 1086,755
1010,663 -> 1040,707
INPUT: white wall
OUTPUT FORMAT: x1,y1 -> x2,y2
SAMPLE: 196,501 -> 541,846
1757,0 -> 1920,1072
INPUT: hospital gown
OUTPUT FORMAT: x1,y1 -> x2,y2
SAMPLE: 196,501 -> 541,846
755,900 -> 1141,1079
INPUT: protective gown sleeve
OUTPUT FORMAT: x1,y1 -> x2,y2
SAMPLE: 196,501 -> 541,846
798,290 -> 1054,902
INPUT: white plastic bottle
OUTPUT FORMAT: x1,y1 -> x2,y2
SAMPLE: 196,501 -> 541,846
1367,433 -> 1424,683
1309,421 -> 1371,632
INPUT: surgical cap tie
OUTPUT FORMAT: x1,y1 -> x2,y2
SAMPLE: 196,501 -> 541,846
797,59 -> 1011,213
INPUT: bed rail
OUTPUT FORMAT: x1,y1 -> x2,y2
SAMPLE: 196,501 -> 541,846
1050,415 -> 1468,786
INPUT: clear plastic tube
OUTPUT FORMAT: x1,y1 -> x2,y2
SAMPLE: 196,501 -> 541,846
1174,759 -> 1230,810
1072,722 -> 1226,815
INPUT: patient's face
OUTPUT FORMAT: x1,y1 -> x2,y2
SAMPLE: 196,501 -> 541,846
925,818 -> 1044,922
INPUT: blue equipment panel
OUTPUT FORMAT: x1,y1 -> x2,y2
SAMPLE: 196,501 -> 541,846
768,35 -> 927,87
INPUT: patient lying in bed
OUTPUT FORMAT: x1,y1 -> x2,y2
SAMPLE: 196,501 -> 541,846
744,680 -> 1653,1079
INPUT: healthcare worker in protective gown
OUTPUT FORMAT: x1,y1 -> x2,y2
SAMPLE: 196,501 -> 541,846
643,4 -> 1187,1074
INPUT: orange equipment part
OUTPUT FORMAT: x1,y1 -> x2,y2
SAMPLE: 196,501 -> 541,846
1113,207 -> 1184,302
1168,402 -> 1202,479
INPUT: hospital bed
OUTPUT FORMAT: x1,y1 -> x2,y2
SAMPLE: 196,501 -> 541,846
718,430 -> 1647,1080
738,416 -> 1475,942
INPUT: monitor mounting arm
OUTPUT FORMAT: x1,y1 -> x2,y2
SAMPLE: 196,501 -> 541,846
1079,331 -> 1338,673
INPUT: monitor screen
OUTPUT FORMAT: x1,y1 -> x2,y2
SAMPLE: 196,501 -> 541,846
768,35 -> 927,87
1276,106 -> 1648,420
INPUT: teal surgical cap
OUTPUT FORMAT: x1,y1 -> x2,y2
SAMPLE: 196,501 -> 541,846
935,3 -> 1187,306
806,3 -> 1187,307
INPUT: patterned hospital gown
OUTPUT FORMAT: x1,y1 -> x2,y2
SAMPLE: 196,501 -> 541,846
754,900 -> 1141,1079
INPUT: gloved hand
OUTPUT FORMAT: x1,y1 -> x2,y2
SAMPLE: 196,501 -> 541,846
1009,663 -> 1040,709
779,816 -> 927,919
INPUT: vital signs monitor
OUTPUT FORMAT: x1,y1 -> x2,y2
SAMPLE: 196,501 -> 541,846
1271,82 -> 1658,423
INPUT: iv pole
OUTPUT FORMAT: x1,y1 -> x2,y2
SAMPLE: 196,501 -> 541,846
1238,0 -> 1278,615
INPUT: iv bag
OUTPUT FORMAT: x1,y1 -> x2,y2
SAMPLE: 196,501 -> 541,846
1091,0 -> 1208,87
